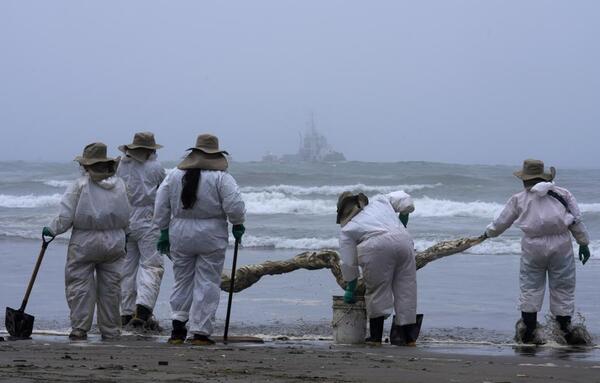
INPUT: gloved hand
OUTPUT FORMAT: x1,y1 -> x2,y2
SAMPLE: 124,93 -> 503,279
579,244 -> 591,265
42,227 -> 55,238
232,224 -> 245,243
157,229 -> 170,255
343,279 -> 358,304
399,213 -> 409,228
479,232 -> 489,241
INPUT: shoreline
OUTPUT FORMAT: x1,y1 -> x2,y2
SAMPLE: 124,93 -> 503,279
2,337 -> 600,382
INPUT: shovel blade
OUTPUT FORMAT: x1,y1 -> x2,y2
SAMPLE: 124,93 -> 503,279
5,307 -> 34,339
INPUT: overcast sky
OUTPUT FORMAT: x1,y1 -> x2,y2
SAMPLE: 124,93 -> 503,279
1,1 -> 598,166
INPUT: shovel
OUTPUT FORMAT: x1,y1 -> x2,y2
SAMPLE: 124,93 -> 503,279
5,233 -> 54,339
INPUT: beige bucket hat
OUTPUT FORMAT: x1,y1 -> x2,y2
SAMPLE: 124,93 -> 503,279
513,159 -> 556,181
118,131 -> 163,153
336,191 -> 369,226
177,134 -> 229,170
74,142 -> 118,166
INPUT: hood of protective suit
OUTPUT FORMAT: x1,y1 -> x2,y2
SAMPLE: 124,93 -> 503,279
85,168 -> 115,184
387,190 -> 414,213
530,181 -> 555,196
90,174 -> 119,189
124,149 -> 157,164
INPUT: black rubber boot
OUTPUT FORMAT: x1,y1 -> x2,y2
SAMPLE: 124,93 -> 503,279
365,316 -> 385,344
121,315 -> 133,327
556,315 -> 589,345
521,312 -> 537,344
131,304 -> 162,331
69,328 -> 87,341
556,315 -> 571,332
403,314 -> 424,345
191,334 -> 216,346
556,315 -> 576,344
131,304 -> 152,327
168,320 -> 187,345
390,314 -> 423,346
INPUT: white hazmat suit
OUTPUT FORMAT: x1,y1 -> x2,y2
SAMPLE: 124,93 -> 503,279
486,182 -> 590,316
48,175 -> 131,337
339,191 -> 417,325
116,154 -> 166,316
153,169 -> 245,336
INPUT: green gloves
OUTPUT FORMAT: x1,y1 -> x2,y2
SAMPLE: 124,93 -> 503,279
42,227 -> 55,238
399,213 -> 409,228
157,229 -> 170,255
344,279 -> 358,304
579,244 -> 591,265
232,224 -> 245,243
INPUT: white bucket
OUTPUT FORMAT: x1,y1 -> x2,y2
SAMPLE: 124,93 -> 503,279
332,295 -> 367,344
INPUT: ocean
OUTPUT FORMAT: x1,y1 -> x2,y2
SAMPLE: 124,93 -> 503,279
1,160 -> 599,350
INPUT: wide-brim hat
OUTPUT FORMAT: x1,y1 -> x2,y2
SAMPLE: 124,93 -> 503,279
177,150 -> 228,171
187,133 -> 229,155
75,142 -> 118,166
118,131 -> 163,153
336,192 -> 369,226
513,159 -> 556,181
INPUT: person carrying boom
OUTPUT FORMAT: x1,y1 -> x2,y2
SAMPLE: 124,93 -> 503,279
337,189 -> 421,346
483,159 -> 591,345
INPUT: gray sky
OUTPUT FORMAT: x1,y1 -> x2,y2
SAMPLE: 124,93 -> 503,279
1,1 -> 599,166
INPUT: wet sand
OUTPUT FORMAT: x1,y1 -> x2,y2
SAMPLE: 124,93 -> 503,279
1,337 -> 600,382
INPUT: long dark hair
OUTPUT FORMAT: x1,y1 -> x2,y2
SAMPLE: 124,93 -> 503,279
181,169 -> 201,209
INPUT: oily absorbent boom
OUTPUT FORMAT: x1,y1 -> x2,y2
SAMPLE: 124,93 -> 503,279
220,236 -> 486,294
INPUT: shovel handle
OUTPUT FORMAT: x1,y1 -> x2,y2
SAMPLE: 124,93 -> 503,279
19,234 -> 53,312
223,238 -> 240,344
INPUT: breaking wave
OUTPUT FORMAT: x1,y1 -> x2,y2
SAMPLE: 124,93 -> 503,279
411,197 -> 504,218
43,180 -> 73,188
244,192 -> 332,215
580,203 -> 600,213
236,235 -> 339,250
246,194 -> 600,218
5,188 -> 600,226
0,193 -> 62,208
243,193 -> 505,218
240,183 -> 442,196
231,235 -> 600,257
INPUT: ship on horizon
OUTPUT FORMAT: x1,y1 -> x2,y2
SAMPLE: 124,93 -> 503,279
262,116 -> 346,163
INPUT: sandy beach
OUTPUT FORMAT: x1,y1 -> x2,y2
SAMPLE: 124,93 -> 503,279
1,336 -> 600,382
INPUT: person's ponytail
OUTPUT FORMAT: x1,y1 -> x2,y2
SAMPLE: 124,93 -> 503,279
181,169 -> 201,209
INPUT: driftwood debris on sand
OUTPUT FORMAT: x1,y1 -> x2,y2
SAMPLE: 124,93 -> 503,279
220,236 -> 486,293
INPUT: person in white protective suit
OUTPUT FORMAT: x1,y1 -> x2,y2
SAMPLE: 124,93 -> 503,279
42,143 -> 130,341
484,159 -> 591,345
337,190 -> 422,346
116,132 -> 166,329
154,134 -> 246,346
